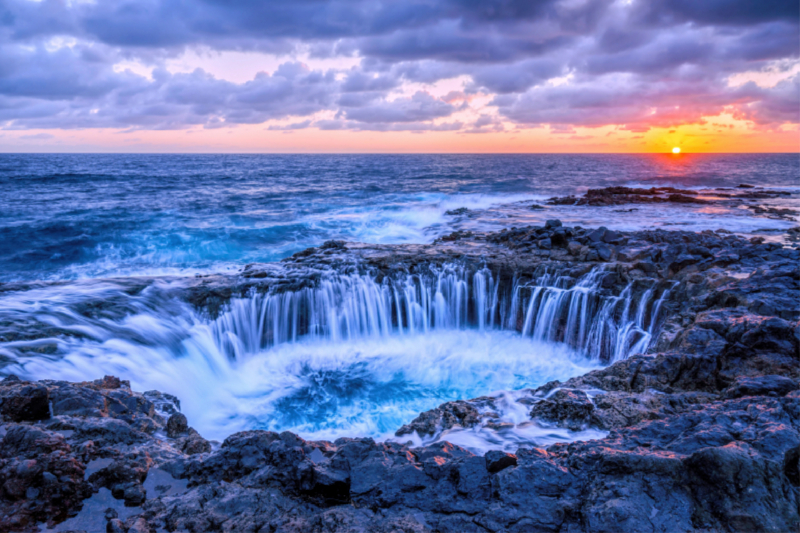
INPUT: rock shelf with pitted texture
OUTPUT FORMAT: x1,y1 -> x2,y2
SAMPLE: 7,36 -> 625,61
0,223 -> 798,533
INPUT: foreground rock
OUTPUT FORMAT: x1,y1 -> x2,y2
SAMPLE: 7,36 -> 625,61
0,374 -> 797,532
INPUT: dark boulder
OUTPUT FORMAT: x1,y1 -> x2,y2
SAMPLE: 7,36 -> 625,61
485,450 -> 517,473
88,457 -> 151,506
588,227 -> 608,243
685,442 -> 797,532
723,375 -> 799,399
0,425 -> 92,529
0,383 -> 50,422
545,219 -> 562,229
595,243 -> 613,262
178,428 -> 212,455
603,229 -> 623,244
166,413 -> 188,438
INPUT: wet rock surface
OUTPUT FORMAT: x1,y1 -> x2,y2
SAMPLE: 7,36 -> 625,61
0,223 -> 798,532
2,377 -> 797,532
547,186 -> 711,206
544,185 -> 798,222
395,400 -> 481,437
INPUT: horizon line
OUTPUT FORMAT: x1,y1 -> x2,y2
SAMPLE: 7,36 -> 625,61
1,151 -> 798,156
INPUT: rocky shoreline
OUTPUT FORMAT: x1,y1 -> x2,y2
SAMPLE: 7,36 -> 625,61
543,184 -> 799,222
0,220 -> 798,532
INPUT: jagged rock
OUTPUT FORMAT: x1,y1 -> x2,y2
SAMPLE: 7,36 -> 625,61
603,229 -> 623,244
485,450 -> 517,473
587,227 -> 607,243
0,224 -> 798,532
88,457 -> 151,505
589,390 -> 719,430
178,428 -> 211,455
546,186 -> 714,207
530,389 -> 594,430
723,375 -> 799,399
595,242 -> 613,261
395,400 -> 481,437
0,425 -> 92,529
143,390 -> 181,416
0,383 -> 49,422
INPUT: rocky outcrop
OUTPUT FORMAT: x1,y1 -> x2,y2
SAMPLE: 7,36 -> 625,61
0,376 -> 796,532
547,186 -> 709,206
395,400 -> 481,437
544,185 -> 798,223
0,376 -> 209,531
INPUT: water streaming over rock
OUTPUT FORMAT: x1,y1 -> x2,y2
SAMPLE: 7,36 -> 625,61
211,264 -> 670,363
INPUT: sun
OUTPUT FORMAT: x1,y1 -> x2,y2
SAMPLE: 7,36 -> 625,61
672,147 -> 681,154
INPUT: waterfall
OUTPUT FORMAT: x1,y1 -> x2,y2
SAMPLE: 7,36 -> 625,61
211,265 -> 671,362
515,269 -> 673,362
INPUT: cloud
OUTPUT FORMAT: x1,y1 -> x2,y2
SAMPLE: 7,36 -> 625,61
19,132 -> 54,140
632,0 -> 800,27
316,119 -> 463,132
462,114 -> 505,133
0,57 -> 341,129
734,74 -> 800,125
491,70 -> 792,130
267,120 -> 313,131
0,0 -> 796,135
342,91 -> 458,123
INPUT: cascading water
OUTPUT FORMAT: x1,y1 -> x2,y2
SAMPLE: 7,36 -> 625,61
513,269 -> 674,362
211,264 -> 670,363
212,265 -> 490,357
0,264 -> 672,450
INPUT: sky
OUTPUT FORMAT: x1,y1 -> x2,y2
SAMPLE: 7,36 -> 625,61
0,0 -> 798,153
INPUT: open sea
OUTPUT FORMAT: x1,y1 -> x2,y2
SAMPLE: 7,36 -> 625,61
2,153 -> 797,282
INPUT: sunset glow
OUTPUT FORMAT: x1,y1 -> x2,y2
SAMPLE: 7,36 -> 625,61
673,147 -> 681,154
0,1 -> 797,153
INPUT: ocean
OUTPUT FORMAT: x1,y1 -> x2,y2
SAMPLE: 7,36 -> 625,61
0,153 -> 797,449
2,153 -> 797,282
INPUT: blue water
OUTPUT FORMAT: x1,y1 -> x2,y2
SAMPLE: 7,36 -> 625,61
0,153 -> 798,448
2,153 -> 798,282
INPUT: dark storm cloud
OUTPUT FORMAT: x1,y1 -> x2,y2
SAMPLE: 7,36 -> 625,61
632,0 -> 800,27
0,44 -> 132,100
468,59 -> 566,93
0,0 -> 560,48
0,0 -> 797,132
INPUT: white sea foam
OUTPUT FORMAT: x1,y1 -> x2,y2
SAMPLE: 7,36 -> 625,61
10,327 -> 599,444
